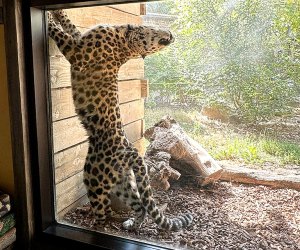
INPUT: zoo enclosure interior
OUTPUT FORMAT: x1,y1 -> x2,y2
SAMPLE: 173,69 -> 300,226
49,3 -> 149,220
2,1 -> 298,247
49,0 -> 300,223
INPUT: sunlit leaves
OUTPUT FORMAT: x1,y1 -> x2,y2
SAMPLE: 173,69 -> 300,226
145,0 -> 300,122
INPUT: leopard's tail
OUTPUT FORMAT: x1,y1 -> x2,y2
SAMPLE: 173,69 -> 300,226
138,175 -> 193,231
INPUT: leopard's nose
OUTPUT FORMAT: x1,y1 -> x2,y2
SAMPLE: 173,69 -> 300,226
169,33 -> 174,43
158,33 -> 175,46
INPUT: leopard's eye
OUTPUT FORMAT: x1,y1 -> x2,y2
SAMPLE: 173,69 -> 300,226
158,38 -> 171,45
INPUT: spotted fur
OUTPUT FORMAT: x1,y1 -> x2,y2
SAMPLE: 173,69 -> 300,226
48,10 -> 193,231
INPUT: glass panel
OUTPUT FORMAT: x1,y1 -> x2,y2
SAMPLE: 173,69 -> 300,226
48,1 -> 300,249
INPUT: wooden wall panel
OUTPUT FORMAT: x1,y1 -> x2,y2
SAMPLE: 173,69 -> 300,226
118,79 -> 143,103
123,119 -> 143,143
51,80 -> 145,121
119,99 -> 144,125
51,87 -> 74,121
54,118 -> 144,185
51,4 -> 147,215
133,138 -> 146,156
55,135 -> 146,215
110,3 -> 143,16
57,195 -> 89,220
65,6 -> 142,28
54,142 -> 88,184
49,53 -> 144,88
49,55 -> 70,87
53,118 -> 143,153
53,116 -> 87,153
56,171 -> 86,213
118,58 -> 144,80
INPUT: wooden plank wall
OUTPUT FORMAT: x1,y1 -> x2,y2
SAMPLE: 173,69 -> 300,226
49,4 -> 147,218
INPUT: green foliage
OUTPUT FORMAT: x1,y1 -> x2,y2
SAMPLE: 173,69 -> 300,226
262,139 -> 300,165
210,135 -> 300,165
145,107 -> 300,166
213,137 -> 260,163
145,0 -> 300,122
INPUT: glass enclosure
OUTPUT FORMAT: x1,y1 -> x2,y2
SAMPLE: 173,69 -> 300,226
49,1 -> 300,249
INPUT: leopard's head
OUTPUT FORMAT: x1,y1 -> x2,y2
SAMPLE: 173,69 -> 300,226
123,25 -> 174,59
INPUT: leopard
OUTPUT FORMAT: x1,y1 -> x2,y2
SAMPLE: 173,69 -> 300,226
48,9 -> 193,231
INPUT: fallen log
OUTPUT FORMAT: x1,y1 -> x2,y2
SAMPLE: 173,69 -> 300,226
145,151 -> 181,190
144,116 -> 223,189
220,163 -> 300,191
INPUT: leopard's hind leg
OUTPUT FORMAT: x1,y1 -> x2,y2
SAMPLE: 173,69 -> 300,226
87,188 -> 112,227
129,154 -> 193,231
113,169 -> 146,230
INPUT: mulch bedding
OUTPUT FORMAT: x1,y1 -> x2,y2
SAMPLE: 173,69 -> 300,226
63,179 -> 300,249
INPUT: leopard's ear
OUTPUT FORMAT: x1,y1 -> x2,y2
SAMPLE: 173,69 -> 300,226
127,24 -> 134,31
125,24 -> 134,39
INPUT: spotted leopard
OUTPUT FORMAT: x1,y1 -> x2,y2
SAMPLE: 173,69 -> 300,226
48,9 -> 193,231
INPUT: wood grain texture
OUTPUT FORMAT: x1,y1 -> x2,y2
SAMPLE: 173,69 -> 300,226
118,58 -> 144,80
49,56 -> 71,88
55,136 -> 146,215
54,142 -> 88,184
53,118 -> 143,153
110,3 -> 142,16
118,79 -> 143,103
140,79 -> 149,98
51,80 -> 144,121
53,116 -> 87,153
50,4 -> 147,215
119,99 -> 144,125
221,165 -> 300,191
57,195 -> 88,220
65,6 -> 142,28
49,54 -> 144,88
55,171 -> 86,213
3,0 -> 36,247
48,37 -> 64,57
51,87 -> 74,121
123,119 -> 143,143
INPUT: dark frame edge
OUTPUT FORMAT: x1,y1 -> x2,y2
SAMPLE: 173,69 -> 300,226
42,223 -> 171,250
30,7 -> 56,231
3,0 -> 35,248
0,8 -> 3,24
31,0 -> 152,9
0,0 -> 2,23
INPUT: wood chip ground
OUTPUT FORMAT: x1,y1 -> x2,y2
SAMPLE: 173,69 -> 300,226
63,180 -> 300,249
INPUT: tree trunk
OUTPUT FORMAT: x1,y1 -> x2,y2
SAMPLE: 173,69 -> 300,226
144,116 -> 223,189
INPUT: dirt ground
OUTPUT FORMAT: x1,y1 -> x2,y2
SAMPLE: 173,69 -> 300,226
63,179 -> 300,250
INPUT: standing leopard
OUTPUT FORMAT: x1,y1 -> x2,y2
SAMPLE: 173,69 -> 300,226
48,9 -> 193,231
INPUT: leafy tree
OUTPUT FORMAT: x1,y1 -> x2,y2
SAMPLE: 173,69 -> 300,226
145,0 -> 300,122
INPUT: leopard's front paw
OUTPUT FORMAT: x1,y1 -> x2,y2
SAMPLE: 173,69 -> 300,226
47,11 -> 54,22
122,218 -> 135,230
